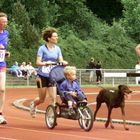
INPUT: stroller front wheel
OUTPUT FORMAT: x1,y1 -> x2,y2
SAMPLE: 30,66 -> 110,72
45,105 -> 57,129
78,106 -> 94,131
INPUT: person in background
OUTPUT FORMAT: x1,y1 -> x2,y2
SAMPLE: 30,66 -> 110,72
26,62 -> 37,78
59,66 -> 87,115
95,61 -> 102,84
135,61 -> 140,84
20,62 -> 28,79
88,57 -> 96,83
30,27 -> 68,118
10,61 -> 23,77
0,12 -> 10,124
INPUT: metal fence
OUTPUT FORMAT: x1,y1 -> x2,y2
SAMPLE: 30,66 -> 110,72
77,69 -> 138,87
6,68 -> 139,87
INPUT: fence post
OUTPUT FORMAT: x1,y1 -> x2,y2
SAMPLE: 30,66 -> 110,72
26,76 -> 29,86
79,69 -> 82,86
112,77 -> 115,87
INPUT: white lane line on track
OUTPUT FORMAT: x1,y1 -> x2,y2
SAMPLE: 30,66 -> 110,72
106,128 -> 140,135
0,137 -> 18,140
0,126 -> 108,140
2,115 -> 140,140
132,91 -> 140,93
85,91 -> 140,95
1,123 -> 140,140
6,116 -> 78,127
85,92 -> 98,95
6,116 -> 140,133
88,100 -> 140,105
6,116 -> 84,128
6,116 -> 79,127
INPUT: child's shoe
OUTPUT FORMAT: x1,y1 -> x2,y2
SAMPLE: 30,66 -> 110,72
68,108 -> 75,116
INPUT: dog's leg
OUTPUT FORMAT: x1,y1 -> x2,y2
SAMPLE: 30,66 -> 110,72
110,117 -> 114,129
121,107 -> 129,130
105,107 -> 112,128
94,102 -> 101,121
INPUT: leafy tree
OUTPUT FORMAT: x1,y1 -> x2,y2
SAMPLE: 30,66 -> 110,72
0,0 -> 16,15
86,0 -> 123,24
0,0 -> 5,8
121,0 -> 140,42
49,0 -> 99,40
7,19 -> 24,51
0,0 -> 138,69
20,0 -> 53,29
11,1 -> 40,49
59,31 -> 88,68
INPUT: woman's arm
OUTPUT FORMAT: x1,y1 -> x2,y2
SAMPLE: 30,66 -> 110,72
58,56 -> 68,65
36,56 -> 57,66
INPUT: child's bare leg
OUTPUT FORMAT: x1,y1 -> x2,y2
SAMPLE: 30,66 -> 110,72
68,100 -> 73,108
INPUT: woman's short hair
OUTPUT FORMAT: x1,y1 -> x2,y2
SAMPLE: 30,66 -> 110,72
42,27 -> 57,42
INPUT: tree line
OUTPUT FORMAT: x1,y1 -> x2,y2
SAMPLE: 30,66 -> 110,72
0,0 -> 139,69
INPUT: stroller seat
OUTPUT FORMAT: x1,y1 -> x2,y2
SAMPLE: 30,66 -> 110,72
49,65 -> 67,103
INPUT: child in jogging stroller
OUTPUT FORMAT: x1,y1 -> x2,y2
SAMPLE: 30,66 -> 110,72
45,65 -> 94,131
59,66 -> 87,115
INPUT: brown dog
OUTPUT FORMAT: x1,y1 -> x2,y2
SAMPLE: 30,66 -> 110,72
94,85 -> 132,130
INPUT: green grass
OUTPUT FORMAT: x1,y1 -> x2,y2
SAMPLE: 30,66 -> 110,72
6,84 -> 140,88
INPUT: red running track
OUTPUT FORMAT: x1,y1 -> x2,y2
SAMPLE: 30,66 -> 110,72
0,87 -> 140,140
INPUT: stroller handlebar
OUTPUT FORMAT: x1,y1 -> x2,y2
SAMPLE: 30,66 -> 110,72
46,61 -> 68,66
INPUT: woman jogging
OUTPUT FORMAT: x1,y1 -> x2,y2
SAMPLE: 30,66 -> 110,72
30,27 -> 68,118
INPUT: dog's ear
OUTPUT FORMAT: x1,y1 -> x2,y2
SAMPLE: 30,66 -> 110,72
118,85 -> 123,90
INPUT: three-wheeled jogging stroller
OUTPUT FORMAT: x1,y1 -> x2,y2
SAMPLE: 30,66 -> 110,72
45,65 -> 94,131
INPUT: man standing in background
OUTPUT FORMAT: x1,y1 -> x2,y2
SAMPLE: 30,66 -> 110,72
88,57 -> 96,83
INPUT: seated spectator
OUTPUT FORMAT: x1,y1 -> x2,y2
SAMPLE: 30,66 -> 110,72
20,62 -> 28,78
10,61 -> 23,77
26,62 -> 37,78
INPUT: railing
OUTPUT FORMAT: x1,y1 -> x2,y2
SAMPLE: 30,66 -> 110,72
6,68 -> 139,87
77,69 -> 139,87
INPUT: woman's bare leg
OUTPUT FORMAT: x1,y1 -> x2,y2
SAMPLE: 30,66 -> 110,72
48,86 -> 57,106
33,87 -> 47,106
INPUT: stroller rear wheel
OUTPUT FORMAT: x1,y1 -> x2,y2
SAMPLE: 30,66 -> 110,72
78,106 -> 94,131
45,105 -> 57,129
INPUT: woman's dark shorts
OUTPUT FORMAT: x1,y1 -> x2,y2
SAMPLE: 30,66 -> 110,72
36,75 -> 55,88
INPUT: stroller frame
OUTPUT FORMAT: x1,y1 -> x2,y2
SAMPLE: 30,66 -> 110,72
45,65 -> 94,131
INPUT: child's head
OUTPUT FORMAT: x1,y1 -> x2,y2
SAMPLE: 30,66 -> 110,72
64,66 -> 77,81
